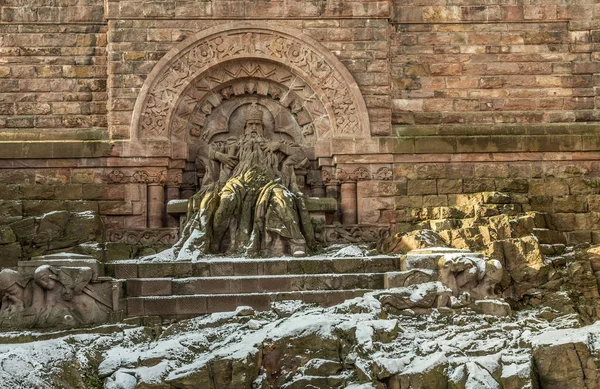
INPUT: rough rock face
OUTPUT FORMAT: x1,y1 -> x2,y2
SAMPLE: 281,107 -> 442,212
1,295 -> 599,389
382,191 -> 600,323
0,210 -> 104,266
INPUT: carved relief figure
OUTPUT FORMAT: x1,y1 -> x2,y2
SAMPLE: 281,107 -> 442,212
0,269 -> 41,327
175,103 -> 315,258
438,255 -> 503,305
0,265 -> 112,329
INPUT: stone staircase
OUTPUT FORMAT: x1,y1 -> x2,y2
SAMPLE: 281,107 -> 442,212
107,256 -> 399,319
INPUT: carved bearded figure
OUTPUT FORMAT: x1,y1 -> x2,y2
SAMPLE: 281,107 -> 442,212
175,103 -> 315,258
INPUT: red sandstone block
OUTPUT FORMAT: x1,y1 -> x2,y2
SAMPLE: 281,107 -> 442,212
262,261 -> 287,276
206,295 -> 238,313
127,298 -> 144,316
430,63 -> 462,76
144,298 -> 178,315
258,277 -> 291,293
230,278 -> 260,294
115,263 -> 138,279
407,179 -> 437,195
210,262 -> 234,277
176,296 -> 207,315
233,261 -> 258,276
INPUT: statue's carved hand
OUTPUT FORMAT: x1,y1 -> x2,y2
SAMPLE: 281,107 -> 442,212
268,141 -> 281,152
215,152 -> 238,169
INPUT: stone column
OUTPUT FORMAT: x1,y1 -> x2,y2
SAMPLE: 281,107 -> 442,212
340,181 -> 357,225
147,183 -> 165,228
166,170 -> 183,228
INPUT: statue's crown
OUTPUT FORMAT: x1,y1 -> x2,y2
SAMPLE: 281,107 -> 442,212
245,103 -> 263,122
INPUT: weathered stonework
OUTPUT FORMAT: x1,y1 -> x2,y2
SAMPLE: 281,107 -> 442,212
0,0 -> 599,249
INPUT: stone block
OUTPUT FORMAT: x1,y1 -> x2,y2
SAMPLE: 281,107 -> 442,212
126,279 -> 172,297
258,277 -> 291,293
233,261 -> 259,276
144,298 -> 178,316
0,242 -> 21,267
105,243 -> 133,261
210,262 -> 234,277
22,200 -> 67,217
127,298 -> 144,316
173,278 -> 230,295
176,296 -> 207,315
207,295 -> 239,313
114,263 -> 138,279
407,180 -> 437,195
554,196 -> 587,213
0,200 -> 22,224
472,300 -> 511,316
262,261 -> 287,275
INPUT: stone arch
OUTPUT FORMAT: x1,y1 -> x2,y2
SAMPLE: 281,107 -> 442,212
131,22 -> 370,158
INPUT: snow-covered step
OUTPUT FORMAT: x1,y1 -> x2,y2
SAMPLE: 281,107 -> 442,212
110,256 -> 399,279
126,289 -> 370,317
126,273 -> 385,296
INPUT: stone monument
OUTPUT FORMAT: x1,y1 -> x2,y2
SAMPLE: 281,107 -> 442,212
175,102 -> 315,258
0,256 -> 117,329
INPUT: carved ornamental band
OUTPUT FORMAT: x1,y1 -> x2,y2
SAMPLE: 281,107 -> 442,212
133,24 -> 369,141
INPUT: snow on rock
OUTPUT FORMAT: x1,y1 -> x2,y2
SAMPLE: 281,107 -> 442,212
0,296 -> 598,388
331,245 -> 367,258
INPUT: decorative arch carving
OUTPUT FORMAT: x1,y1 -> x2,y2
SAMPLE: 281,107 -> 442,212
131,23 -> 370,156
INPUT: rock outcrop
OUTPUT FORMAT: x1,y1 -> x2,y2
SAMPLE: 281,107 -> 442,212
382,191 -> 600,323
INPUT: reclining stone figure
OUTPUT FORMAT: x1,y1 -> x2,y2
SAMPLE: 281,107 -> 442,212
0,265 -> 112,329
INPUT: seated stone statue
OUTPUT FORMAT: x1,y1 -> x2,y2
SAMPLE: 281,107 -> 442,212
175,103 -> 315,258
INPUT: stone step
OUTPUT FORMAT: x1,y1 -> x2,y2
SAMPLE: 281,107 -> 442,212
126,289 -> 370,318
533,228 -> 567,245
125,273 -> 385,297
109,256 -> 399,279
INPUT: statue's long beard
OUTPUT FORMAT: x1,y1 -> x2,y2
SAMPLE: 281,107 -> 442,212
233,135 -> 276,178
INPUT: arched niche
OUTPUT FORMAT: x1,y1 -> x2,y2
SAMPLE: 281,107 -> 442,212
130,23 -> 371,159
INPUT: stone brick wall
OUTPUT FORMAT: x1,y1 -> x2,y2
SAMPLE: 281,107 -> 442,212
107,18 -> 391,139
353,155 -> 600,244
0,0 -> 107,139
391,0 -> 600,127
1,0 -> 600,250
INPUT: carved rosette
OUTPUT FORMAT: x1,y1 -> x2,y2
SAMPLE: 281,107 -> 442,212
132,24 -> 370,143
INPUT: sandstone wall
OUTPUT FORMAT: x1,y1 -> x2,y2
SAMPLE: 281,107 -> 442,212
0,0 -> 599,255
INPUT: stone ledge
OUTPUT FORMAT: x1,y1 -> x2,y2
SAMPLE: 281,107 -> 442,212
167,197 -> 337,216
0,128 -> 109,141
394,123 -> 600,137
0,140 -> 113,159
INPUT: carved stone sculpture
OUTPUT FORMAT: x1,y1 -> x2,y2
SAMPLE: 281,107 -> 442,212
0,264 -> 113,329
438,254 -> 503,301
389,249 -> 506,311
175,103 -> 315,258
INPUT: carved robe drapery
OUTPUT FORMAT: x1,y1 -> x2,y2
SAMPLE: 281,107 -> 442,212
174,104 -> 315,258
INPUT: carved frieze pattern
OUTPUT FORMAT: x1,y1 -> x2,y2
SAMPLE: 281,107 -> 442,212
321,224 -> 391,244
107,170 -> 169,185
178,62 -> 331,142
333,166 -> 393,183
139,28 -> 364,139
107,229 -> 179,245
